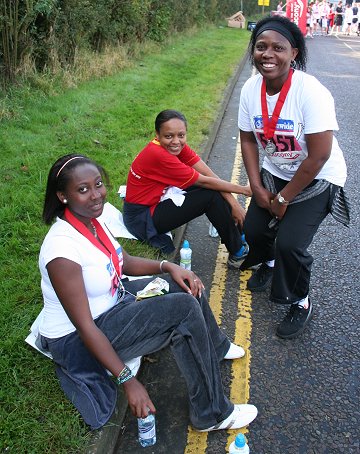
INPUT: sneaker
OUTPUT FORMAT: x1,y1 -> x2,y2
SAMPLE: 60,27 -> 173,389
227,242 -> 249,269
247,263 -> 273,292
276,299 -> 313,339
196,404 -> 258,432
224,342 -> 245,360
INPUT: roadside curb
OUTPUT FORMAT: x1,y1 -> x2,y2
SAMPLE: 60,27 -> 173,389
85,52 -> 248,454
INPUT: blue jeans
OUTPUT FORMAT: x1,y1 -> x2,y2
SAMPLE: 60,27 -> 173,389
99,276 -> 233,429
44,276 -> 233,430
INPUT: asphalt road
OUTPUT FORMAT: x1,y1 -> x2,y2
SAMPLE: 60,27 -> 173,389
115,34 -> 360,454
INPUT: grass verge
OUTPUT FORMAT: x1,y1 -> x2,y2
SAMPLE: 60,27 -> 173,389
0,24 -> 250,453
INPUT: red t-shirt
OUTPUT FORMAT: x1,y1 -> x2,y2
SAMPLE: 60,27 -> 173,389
125,139 -> 200,214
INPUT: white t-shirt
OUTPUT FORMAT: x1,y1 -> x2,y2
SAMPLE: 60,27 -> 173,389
312,3 -> 321,19
238,70 -> 347,187
39,218 -> 123,338
344,7 -> 353,23
320,3 -> 330,17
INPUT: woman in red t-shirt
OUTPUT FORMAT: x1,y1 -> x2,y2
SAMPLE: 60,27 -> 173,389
123,109 -> 251,268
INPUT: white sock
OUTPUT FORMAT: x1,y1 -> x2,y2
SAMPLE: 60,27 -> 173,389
266,260 -> 275,268
294,295 -> 309,309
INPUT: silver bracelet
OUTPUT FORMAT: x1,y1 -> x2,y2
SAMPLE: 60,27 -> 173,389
159,260 -> 168,273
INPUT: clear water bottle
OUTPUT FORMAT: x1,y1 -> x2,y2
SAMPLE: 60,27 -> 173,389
138,411 -> 156,447
180,240 -> 192,270
208,222 -> 219,237
229,433 -> 250,454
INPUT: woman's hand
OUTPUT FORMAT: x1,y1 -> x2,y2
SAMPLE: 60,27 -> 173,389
252,186 -> 276,211
123,378 -> 156,418
229,201 -> 246,227
270,197 -> 288,220
241,184 -> 253,197
122,252 -> 203,296
166,262 -> 205,297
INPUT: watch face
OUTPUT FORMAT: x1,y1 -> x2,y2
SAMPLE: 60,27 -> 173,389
278,194 -> 286,204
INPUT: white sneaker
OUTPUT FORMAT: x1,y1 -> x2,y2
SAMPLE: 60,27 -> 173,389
224,342 -> 245,359
197,404 -> 258,432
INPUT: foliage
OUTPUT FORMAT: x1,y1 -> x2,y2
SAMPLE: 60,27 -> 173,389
0,0 -> 275,86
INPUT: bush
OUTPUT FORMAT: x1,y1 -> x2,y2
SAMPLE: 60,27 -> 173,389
0,0 -> 273,86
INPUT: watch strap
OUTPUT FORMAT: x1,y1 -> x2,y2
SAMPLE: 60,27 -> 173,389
277,192 -> 289,205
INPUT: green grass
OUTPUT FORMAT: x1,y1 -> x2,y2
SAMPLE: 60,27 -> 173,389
0,24 -> 250,453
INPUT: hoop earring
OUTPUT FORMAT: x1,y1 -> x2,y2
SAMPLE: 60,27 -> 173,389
290,60 -> 296,69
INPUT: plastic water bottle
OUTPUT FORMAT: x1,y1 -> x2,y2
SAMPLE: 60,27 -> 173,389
229,433 -> 250,454
180,240 -> 192,270
138,412 -> 156,447
208,222 -> 219,237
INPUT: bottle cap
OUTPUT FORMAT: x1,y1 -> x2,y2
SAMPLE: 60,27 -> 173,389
182,240 -> 190,248
235,433 -> 246,448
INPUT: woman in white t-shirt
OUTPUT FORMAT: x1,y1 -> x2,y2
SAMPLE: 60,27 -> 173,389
344,3 -> 353,34
312,0 -> 321,34
37,154 -> 257,432
238,16 -> 349,339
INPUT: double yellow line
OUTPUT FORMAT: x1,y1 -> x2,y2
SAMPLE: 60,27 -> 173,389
185,134 -> 253,453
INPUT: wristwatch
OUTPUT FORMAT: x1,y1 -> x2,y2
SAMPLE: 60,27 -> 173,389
277,192 -> 289,205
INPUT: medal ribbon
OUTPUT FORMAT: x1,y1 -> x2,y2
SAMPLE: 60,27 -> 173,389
261,69 -> 294,142
64,207 -> 121,278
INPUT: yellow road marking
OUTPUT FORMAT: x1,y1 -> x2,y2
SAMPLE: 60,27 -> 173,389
208,245 -> 230,325
226,269 -> 252,450
225,135 -> 252,448
185,133 -> 253,453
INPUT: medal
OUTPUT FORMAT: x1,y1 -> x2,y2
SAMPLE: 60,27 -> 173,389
265,140 -> 276,155
261,69 -> 294,155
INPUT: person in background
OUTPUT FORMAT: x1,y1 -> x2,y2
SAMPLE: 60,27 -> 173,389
327,3 -> 335,33
36,153 -> 258,431
306,3 -> 315,38
344,2 -> 354,34
237,16 -> 349,339
320,0 -> 330,35
331,1 -> 344,35
351,2 -> 358,34
123,110 -> 251,269
312,0 -> 321,35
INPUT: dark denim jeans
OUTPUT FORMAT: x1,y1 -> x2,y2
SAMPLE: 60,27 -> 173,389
98,276 -> 233,430
44,276 -> 233,430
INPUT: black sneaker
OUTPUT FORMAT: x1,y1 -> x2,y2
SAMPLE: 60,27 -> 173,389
276,299 -> 313,339
247,263 -> 273,292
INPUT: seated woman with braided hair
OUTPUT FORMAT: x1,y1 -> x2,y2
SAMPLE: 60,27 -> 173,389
37,153 -> 258,431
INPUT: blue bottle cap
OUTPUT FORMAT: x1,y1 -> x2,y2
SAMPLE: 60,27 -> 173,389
235,433 -> 246,448
183,240 -> 190,248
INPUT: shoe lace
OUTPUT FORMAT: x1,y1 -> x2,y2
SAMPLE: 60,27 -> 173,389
286,304 -> 305,322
